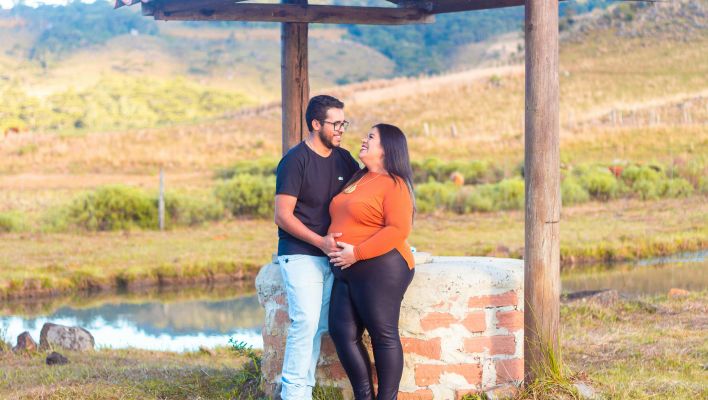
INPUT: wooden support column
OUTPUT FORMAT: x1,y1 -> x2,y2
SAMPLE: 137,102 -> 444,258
523,0 -> 560,381
281,0 -> 309,155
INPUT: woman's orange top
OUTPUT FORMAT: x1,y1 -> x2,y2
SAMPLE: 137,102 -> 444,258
328,172 -> 415,269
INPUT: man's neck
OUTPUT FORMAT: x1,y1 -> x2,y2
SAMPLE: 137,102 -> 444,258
306,134 -> 333,157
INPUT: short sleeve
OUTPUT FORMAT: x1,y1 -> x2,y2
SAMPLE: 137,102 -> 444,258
276,150 -> 305,197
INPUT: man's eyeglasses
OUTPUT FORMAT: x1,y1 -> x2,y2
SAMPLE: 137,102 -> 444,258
321,120 -> 350,131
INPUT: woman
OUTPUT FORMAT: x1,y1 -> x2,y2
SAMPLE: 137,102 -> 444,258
327,123 -> 415,400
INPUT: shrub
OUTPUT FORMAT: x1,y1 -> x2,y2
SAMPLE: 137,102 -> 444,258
414,181 -> 458,213
493,178 -> 525,210
581,169 -> 618,200
621,164 -> 662,185
412,158 -> 497,184
633,178 -> 660,200
659,178 -> 694,198
66,185 -> 158,231
463,188 -> 495,213
164,192 -> 224,227
215,174 -> 276,218
0,211 -> 26,233
215,158 -> 278,180
561,177 -> 589,205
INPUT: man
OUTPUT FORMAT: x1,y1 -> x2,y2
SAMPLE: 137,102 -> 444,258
274,95 -> 360,400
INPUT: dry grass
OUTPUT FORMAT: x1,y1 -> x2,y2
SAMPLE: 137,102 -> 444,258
0,347 -> 246,400
561,290 -> 708,399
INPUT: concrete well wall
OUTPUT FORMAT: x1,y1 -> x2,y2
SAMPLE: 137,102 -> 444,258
256,254 -> 524,399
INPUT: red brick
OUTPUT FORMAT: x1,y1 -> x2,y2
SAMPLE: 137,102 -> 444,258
420,312 -> 457,331
330,362 -> 349,381
415,364 -> 482,386
320,334 -> 337,356
274,294 -> 288,305
398,389 -> 434,400
401,337 -> 442,360
464,335 -> 516,355
461,312 -> 486,333
496,358 -> 524,383
496,310 -> 523,331
274,309 -> 290,325
468,291 -> 518,308
262,333 -> 284,349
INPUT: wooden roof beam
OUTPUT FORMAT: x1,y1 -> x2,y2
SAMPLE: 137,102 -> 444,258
143,2 -> 435,25
426,0 -> 566,14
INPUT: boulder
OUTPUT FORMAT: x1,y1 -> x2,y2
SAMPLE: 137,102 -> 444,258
39,323 -> 95,352
12,331 -> 37,353
46,351 -> 69,365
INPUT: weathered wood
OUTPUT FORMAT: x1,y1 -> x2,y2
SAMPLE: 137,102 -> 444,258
158,168 -> 165,231
152,2 -> 434,25
523,0 -> 560,382
281,0 -> 309,154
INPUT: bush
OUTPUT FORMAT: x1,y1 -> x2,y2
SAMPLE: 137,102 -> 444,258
659,178 -> 694,198
0,211 -> 26,233
621,164 -> 662,185
463,188 -> 495,213
66,185 -> 158,231
561,177 -> 589,205
633,178 -> 660,200
164,192 -> 225,227
411,158 -> 497,184
414,181 -> 459,213
215,174 -> 276,218
581,169 -> 618,200
215,158 -> 278,180
492,178 -> 525,210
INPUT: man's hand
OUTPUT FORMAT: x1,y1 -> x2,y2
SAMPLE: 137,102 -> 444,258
320,232 -> 343,254
328,241 -> 356,269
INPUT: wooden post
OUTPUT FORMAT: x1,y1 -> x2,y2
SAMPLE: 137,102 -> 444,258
524,0 -> 560,381
158,167 -> 165,231
281,0 -> 309,155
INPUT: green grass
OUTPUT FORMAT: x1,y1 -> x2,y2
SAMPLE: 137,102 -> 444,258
0,195 -> 705,299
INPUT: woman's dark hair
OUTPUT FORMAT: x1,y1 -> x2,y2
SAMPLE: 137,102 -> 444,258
305,95 -> 344,132
346,123 -> 416,218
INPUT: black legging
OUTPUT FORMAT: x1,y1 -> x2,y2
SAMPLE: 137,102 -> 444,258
328,249 -> 415,400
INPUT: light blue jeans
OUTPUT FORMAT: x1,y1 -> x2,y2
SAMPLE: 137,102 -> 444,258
278,254 -> 334,400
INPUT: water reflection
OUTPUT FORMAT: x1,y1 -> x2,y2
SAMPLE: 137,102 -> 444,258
2,251 -> 705,352
1,285 -> 264,352
562,251 -> 707,295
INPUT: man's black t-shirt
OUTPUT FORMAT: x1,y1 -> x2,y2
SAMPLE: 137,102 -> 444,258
276,142 -> 360,257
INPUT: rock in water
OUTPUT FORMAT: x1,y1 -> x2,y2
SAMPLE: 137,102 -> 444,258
12,331 -> 37,353
46,351 -> 69,366
39,323 -> 95,352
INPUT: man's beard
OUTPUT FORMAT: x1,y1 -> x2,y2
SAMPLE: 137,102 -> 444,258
318,129 -> 335,149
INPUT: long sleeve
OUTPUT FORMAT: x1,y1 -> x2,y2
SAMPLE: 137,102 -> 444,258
353,180 -> 412,261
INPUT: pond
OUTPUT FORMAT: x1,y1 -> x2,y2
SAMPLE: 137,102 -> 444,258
1,251 -> 705,352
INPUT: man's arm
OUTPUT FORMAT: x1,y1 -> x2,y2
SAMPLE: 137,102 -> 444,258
274,194 -> 341,254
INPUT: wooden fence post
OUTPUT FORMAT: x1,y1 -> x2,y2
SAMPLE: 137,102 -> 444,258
524,0 -> 560,382
281,0 -> 309,155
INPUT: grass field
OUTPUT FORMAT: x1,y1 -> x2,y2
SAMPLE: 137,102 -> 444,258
0,9 -> 706,299
1,195 -> 705,299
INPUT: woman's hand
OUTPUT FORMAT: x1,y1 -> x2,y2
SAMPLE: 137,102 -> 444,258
328,241 -> 357,269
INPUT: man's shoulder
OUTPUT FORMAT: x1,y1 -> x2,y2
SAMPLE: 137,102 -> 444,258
282,141 -> 308,160
278,142 -> 308,168
333,146 -> 357,163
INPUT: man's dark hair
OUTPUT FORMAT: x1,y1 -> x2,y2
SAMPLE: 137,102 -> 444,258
305,95 -> 344,132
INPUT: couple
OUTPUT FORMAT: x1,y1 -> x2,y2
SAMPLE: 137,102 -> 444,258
274,95 -> 415,400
